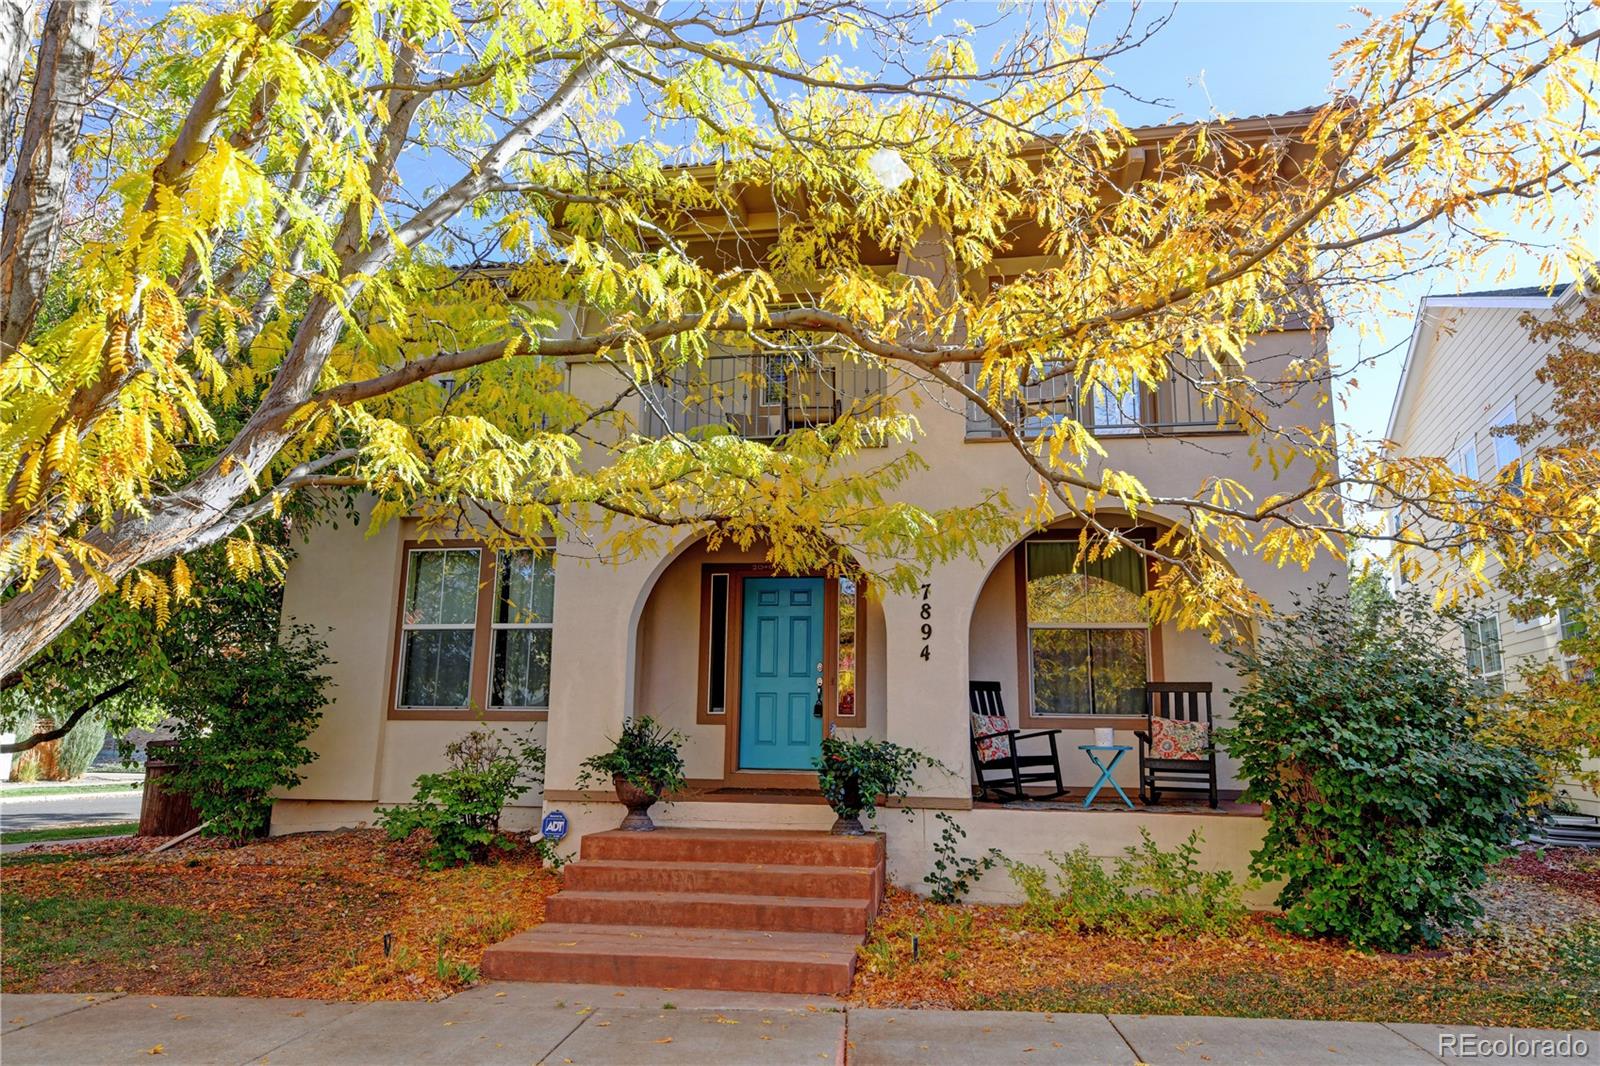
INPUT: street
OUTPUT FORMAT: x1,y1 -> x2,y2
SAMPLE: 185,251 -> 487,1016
0,787 -> 143,832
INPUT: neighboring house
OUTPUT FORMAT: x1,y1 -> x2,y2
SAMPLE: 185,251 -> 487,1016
1385,280 -> 1598,816
271,111 -> 1342,900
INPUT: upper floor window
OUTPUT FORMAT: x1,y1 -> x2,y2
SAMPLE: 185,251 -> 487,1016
1462,613 -> 1503,693
394,544 -> 555,715
1489,402 -> 1522,493
1558,605 -> 1591,681
1449,438 -> 1479,480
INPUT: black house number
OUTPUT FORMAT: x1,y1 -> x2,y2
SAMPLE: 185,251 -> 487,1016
918,583 -> 932,661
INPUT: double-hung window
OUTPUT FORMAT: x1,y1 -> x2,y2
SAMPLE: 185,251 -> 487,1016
1489,402 -> 1523,494
1023,540 -> 1149,718
394,544 -> 555,715
1462,613 -> 1504,693
490,551 -> 555,709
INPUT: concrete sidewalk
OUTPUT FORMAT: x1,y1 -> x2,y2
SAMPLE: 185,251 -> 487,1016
2,984 -> 1596,1065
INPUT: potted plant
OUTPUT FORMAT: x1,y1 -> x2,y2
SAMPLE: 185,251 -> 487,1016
814,733 -> 936,835
577,716 -> 688,831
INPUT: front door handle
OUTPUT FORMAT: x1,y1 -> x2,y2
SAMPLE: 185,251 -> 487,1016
814,667 -> 824,717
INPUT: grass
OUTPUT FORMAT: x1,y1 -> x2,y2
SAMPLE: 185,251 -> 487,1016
1,828 -> 561,999
0,895 -> 251,985
0,822 -> 138,845
0,782 -> 142,798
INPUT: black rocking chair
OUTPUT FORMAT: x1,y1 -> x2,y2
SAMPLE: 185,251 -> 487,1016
1135,681 -> 1219,808
969,681 -> 1067,803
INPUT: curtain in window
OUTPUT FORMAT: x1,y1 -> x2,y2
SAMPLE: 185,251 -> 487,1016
1025,541 -> 1149,715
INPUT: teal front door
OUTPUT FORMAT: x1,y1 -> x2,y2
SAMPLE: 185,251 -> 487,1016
739,577 -> 825,771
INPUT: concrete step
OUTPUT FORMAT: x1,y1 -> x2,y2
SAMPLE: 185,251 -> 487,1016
562,858 -> 880,900
480,923 -> 861,994
580,828 -> 883,869
546,889 -> 872,934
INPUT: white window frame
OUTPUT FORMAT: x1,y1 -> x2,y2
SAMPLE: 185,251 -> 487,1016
1463,613 -> 1504,693
1449,438 -> 1479,480
395,547 -> 483,711
487,549 -> 556,710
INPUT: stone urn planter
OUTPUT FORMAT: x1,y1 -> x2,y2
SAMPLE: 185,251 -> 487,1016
613,774 -> 661,832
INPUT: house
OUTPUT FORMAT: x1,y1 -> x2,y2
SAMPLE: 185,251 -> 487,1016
1384,280 -> 1598,817
269,111 -> 1342,909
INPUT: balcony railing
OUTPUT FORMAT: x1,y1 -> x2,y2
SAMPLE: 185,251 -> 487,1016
964,363 -> 1237,439
642,353 -> 887,440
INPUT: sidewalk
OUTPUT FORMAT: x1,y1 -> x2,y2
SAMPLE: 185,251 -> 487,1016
0,772 -> 144,796
3,984 -> 1596,1065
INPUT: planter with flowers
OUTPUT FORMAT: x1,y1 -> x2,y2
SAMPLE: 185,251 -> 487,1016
814,733 -> 936,835
577,716 -> 688,831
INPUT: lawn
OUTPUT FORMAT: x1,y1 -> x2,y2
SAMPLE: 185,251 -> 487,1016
0,829 -> 560,1000
848,849 -> 1600,1030
1,782 -> 143,798
0,822 -> 138,845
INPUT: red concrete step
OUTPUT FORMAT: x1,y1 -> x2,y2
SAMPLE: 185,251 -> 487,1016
547,889 -> 872,934
562,859 -> 880,900
480,922 -> 860,994
581,828 -> 883,869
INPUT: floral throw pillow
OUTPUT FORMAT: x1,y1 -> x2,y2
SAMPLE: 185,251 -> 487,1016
971,714 -> 1013,762
1149,717 -> 1209,761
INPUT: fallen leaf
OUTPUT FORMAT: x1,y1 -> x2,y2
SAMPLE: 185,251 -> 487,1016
147,1045 -> 165,1056
654,1037 -> 674,1044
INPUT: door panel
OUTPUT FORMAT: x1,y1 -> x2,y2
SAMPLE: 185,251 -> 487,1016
739,577 -> 824,770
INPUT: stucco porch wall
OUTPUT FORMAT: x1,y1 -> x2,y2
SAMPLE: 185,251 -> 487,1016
542,798 -> 1273,907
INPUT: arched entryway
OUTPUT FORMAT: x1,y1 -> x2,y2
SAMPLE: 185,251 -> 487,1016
629,533 -> 886,790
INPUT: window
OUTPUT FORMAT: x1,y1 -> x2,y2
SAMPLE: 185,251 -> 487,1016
1489,402 -> 1522,493
1087,383 -> 1141,434
393,544 -> 555,715
489,550 -> 555,709
837,577 -> 861,719
1024,540 -> 1149,717
1449,438 -> 1479,480
397,548 -> 483,709
1559,605 -> 1591,681
1462,614 -> 1504,693
703,572 -> 730,717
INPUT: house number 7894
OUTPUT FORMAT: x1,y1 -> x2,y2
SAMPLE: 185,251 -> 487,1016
919,583 -> 932,661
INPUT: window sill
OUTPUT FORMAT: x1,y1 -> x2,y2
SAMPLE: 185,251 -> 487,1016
388,708 -> 549,722
1017,714 -> 1148,732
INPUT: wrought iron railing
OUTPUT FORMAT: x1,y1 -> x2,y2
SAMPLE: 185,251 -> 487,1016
641,353 -> 887,439
963,362 -> 1238,439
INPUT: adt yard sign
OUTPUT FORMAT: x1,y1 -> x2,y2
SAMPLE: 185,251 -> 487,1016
540,810 -> 569,842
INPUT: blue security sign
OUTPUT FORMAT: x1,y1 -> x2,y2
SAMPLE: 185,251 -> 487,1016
540,810 -> 569,841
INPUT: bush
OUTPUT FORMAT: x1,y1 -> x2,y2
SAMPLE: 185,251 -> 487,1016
924,811 -> 1003,903
166,623 -> 329,842
54,708 -> 107,779
1004,828 -> 1249,938
378,729 -> 546,869
1221,584 -> 1540,951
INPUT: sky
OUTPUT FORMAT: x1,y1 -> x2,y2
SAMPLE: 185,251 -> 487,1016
961,1 -> 1590,451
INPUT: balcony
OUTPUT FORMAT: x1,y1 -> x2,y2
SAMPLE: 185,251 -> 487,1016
641,353 -> 887,440
964,363 -> 1238,439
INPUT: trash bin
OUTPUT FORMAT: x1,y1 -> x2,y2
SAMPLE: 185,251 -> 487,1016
137,739 -> 201,837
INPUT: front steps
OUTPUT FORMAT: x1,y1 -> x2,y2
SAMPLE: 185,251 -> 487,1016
481,828 -> 885,994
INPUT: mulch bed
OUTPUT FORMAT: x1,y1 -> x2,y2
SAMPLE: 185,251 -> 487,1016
848,848 -> 1600,1029
1,829 -> 559,1000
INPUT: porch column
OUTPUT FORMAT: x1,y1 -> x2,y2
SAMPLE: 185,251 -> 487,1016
879,555 -> 990,802
542,539 -> 660,794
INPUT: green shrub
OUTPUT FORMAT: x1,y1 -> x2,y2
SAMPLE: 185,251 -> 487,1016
924,811 -> 1002,903
166,623 -> 329,842
1005,828 -> 1248,938
378,729 -> 546,869
1221,583 -> 1540,952
53,708 -> 107,779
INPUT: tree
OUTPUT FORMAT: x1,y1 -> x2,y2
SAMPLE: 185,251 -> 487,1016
1476,294 -> 1600,802
2,0 -> 1597,675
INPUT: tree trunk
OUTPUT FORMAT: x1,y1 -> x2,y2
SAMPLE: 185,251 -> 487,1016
0,0 -> 103,356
